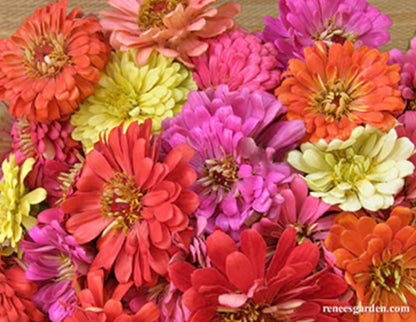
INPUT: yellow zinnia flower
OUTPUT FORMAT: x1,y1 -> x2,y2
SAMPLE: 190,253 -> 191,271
71,50 -> 196,151
287,125 -> 415,212
0,155 -> 46,255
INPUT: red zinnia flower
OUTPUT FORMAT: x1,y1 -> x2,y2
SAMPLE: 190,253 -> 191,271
169,228 -> 349,321
62,120 -> 199,287
0,0 -> 109,122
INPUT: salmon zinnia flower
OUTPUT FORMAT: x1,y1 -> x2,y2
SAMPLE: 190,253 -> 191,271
276,41 -> 405,142
326,207 -> 416,321
62,120 -> 199,287
0,0 -> 109,122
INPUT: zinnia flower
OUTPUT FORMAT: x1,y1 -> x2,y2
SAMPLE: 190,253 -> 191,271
261,0 -> 391,66
163,86 -> 304,236
66,269 -> 160,321
0,155 -> 46,255
169,228 -> 349,321
288,125 -> 415,212
71,50 -> 196,151
20,208 -> 93,322
276,41 -> 405,142
100,0 -> 241,67
191,29 -> 282,92
62,120 -> 199,287
0,256 -> 44,321
326,207 -> 416,321
0,101 -> 13,175
0,0 -> 109,122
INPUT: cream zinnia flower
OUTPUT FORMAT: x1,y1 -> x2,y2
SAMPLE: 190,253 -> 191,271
0,155 -> 46,255
71,50 -> 196,151
287,125 -> 415,212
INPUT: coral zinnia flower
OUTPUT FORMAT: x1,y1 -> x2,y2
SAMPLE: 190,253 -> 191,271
0,0 -> 109,122
169,228 -> 349,321
326,207 -> 416,321
100,0 -> 241,67
276,41 -> 405,142
288,125 -> 415,212
261,0 -> 391,66
66,269 -> 160,321
21,209 -> 93,322
0,155 -> 46,255
0,256 -> 44,321
62,120 -> 199,287
192,29 -> 282,92
71,50 -> 196,151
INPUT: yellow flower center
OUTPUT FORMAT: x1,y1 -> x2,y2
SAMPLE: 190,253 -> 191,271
14,119 -> 36,158
332,148 -> 371,185
218,301 -> 266,322
54,255 -> 76,282
100,173 -> 143,233
199,155 -> 239,196
138,0 -> 188,30
291,222 -> 319,244
24,34 -> 70,77
314,17 -> 358,45
56,161 -> 84,206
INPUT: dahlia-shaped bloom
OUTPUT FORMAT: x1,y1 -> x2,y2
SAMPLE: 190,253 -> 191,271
254,174 -> 333,244
191,29 -> 281,92
20,208 -> 93,322
100,0 -> 240,67
0,101 -> 13,175
11,118 -> 84,193
163,86 -> 304,236
288,125 -> 415,212
389,38 -> 416,109
0,0 -> 110,122
0,256 -> 44,321
326,207 -> 416,321
276,41 -> 405,142
0,155 -> 46,255
261,0 -> 391,66
71,50 -> 196,151
62,120 -> 199,287
169,228 -> 349,321
66,269 -> 160,321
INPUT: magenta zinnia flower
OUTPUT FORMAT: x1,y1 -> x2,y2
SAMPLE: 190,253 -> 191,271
192,29 -> 282,92
163,86 -> 305,237
20,208 -> 93,322
261,0 -> 391,66
169,228 -> 349,321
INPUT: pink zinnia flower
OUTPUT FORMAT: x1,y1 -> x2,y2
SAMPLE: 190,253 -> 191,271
261,0 -> 391,66
192,29 -> 282,92
20,208 -> 93,322
169,228 -> 349,321
62,120 -> 199,287
100,0 -> 241,67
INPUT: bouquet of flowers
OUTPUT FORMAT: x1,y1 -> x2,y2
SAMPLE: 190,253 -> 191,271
0,0 -> 415,320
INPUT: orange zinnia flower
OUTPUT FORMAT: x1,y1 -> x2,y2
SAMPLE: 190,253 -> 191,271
276,41 -> 405,142
0,0 -> 109,122
326,207 -> 416,321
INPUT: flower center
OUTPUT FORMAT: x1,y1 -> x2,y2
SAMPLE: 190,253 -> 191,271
332,148 -> 371,185
24,34 -> 69,77
314,17 -> 358,45
291,222 -> 319,243
57,161 -> 84,206
100,173 -> 143,232
218,300 -> 267,322
138,0 -> 188,30
55,255 -> 76,282
13,119 -> 36,158
199,155 -> 239,195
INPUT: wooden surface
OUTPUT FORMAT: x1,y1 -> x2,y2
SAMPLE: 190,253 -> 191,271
0,0 -> 414,52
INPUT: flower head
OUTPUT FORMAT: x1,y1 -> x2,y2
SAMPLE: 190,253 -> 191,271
71,50 -> 196,151
0,0 -> 110,122
192,29 -> 281,92
100,0 -> 241,66
262,0 -> 391,66
288,125 -> 415,212
169,228 -> 349,321
326,207 -> 416,320
276,41 -> 405,142
0,155 -> 46,255
62,120 -> 199,287
0,257 -> 44,321
21,208 -> 93,322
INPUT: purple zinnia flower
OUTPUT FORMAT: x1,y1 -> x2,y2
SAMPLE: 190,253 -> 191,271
162,85 -> 305,238
20,209 -> 93,322
262,0 -> 391,66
